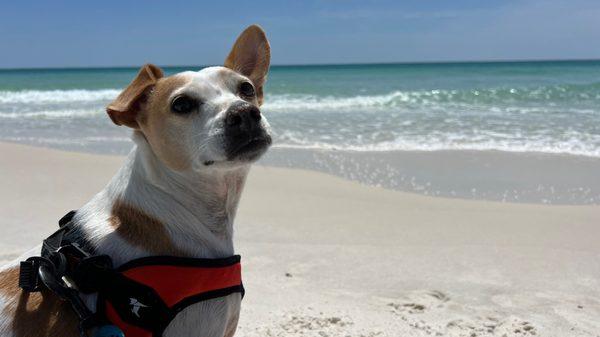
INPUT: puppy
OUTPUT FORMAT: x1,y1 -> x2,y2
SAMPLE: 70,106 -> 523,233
0,25 -> 271,337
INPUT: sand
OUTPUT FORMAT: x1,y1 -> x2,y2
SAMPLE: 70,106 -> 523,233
1,142 -> 599,337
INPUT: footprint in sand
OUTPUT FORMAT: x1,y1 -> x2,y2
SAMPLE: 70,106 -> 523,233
445,315 -> 538,336
440,316 -> 538,337
386,290 -> 451,335
387,292 -> 537,337
388,290 -> 450,315
248,311 -> 387,337
279,314 -> 354,335
493,317 -> 537,336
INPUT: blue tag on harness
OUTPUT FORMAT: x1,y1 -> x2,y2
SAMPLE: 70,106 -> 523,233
94,325 -> 125,337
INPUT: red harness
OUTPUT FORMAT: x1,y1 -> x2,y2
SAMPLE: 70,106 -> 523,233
19,211 -> 244,337
96,256 -> 244,337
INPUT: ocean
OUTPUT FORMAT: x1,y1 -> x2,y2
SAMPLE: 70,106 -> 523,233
1,61 -> 600,204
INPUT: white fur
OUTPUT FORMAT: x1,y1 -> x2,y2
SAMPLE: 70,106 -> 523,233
77,134 -> 247,337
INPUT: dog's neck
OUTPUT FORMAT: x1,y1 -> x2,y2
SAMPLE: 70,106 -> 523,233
78,132 -> 249,264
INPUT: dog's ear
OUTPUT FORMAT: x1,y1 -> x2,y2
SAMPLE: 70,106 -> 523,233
106,64 -> 164,128
224,25 -> 271,105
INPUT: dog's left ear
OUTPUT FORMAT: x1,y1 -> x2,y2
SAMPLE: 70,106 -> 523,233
106,64 -> 164,128
224,25 -> 271,105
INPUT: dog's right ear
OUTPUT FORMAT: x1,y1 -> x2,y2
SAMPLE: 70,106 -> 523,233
106,64 -> 164,128
224,25 -> 271,105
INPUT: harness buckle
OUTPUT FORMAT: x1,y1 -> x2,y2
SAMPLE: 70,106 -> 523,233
18,258 -> 43,292
59,242 -> 91,260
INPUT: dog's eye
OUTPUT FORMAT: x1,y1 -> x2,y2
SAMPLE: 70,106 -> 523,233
239,81 -> 255,98
171,95 -> 198,114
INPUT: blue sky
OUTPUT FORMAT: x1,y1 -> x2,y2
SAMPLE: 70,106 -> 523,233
1,0 -> 599,68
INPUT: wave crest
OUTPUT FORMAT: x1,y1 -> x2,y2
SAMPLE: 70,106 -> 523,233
0,89 -> 120,104
1,84 -> 599,111
274,135 -> 600,157
263,84 -> 600,112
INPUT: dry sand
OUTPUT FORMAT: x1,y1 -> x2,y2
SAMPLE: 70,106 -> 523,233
1,142 -> 599,337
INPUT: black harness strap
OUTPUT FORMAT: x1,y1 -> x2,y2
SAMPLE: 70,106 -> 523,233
19,211 -> 108,337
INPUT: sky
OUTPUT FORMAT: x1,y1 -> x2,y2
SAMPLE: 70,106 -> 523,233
1,0 -> 600,68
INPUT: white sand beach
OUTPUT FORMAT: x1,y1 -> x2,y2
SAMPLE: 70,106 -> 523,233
1,142 -> 599,337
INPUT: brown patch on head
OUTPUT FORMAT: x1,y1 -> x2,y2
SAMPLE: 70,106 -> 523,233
137,74 -> 194,171
110,199 -> 185,256
137,74 -> 190,126
107,65 -> 194,171
0,267 -> 79,337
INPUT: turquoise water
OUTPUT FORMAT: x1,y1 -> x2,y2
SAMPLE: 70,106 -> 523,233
1,61 -> 600,156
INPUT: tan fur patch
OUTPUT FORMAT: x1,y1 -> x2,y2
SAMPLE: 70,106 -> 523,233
0,267 -> 79,337
138,75 -> 190,125
139,74 -> 194,171
110,199 -> 185,256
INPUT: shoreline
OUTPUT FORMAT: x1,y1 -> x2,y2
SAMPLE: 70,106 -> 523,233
1,142 -> 599,336
262,147 -> 600,205
2,139 -> 600,205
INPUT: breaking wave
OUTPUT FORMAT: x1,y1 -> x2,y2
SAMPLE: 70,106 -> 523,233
1,86 -> 599,157
0,89 -> 120,104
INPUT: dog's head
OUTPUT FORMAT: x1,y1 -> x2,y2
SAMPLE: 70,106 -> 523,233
106,25 -> 272,171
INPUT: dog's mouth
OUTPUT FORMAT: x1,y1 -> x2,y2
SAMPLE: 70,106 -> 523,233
229,135 -> 272,160
219,133 -> 272,164
202,132 -> 272,167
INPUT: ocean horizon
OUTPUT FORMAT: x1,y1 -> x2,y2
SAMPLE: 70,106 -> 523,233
2,58 -> 600,70
1,60 -> 599,204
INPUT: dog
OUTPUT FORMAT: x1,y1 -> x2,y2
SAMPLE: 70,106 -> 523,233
0,24 -> 271,337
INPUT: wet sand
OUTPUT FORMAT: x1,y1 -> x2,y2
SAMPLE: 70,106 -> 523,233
262,147 -> 600,204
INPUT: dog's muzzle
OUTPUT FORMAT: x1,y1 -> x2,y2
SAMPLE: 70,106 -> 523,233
224,101 -> 271,161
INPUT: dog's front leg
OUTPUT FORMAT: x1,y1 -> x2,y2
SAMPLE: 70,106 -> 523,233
163,295 -> 241,337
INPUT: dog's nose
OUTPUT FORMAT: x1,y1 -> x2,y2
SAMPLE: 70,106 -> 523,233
225,102 -> 261,130
224,101 -> 271,161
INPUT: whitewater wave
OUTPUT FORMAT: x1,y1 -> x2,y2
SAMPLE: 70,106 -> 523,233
1,88 -> 428,111
0,89 -> 120,104
0,87 -> 598,158
273,138 -> 600,157
1,84 -> 599,113
272,127 -> 600,157
0,109 -> 103,118
263,92 -> 410,111
262,83 -> 600,112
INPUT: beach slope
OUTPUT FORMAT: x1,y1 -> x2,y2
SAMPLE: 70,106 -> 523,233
1,142 -> 599,337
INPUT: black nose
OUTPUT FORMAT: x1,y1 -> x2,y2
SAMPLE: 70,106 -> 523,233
225,102 -> 261,130
224,101 -> 271,161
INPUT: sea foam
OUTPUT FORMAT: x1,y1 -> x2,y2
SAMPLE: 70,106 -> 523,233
0,87 -> 599,157
0,89 -> 120,104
